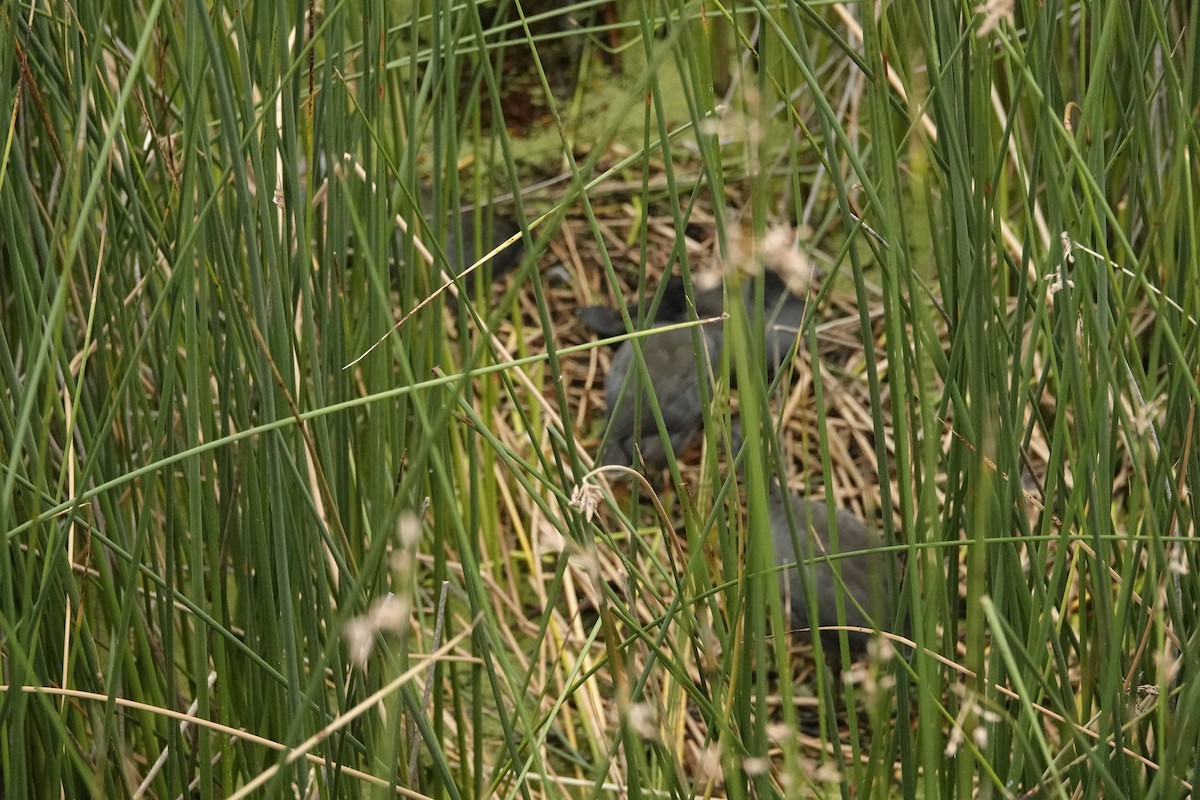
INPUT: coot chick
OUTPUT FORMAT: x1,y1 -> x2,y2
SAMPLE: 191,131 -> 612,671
602,323 -> 724,473
769,485 -> 888,658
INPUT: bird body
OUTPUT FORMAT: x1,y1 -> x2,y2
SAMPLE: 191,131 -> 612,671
440,208 -> 524,280
579,272 -> 803,374
768,486 -> 888,656
588,269 -> 805,474
601,324 -> 723,472
577,276 -> 723,338
390,188 -> 525,289
758,270 -> 806,375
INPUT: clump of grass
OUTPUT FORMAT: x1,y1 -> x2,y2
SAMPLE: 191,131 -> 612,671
2,1 -> 1197,798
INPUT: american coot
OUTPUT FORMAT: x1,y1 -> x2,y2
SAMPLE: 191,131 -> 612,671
757,269 -> 807,376
390,189 -> 525,290
576,276 -> 724,338
601,324 -> 724,473
769,485 -> 889,657
588,268 -> 805,474
579,270 -> 804,376
438,208 -> 525,281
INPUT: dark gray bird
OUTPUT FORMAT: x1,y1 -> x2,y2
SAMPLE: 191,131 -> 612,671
588,271 -> 803,474
601,323 -> 724,473
769,485 -> 889,657
390,188 -> 525,291
579,270 -> 804,375
439,208 -> 525,281
309,151 -> 526,287
577,276 -> 723,338
758,269 -> 807,375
